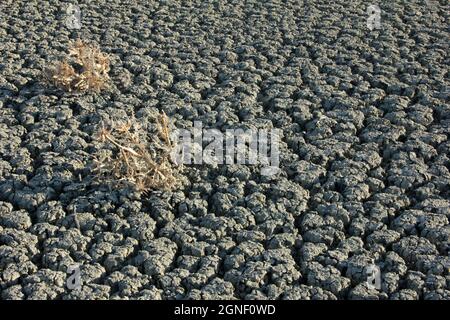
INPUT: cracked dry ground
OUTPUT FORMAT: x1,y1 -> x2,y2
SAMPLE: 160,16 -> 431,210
0,0 -> 449,300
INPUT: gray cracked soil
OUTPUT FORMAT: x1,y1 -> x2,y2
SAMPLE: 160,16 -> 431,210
0,0 -> 449,300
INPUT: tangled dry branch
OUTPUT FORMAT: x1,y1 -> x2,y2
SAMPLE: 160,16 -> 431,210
93,112 -> 179,192
45,39 -> 110,92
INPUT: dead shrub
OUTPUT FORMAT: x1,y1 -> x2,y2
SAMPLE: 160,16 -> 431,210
93,112 -> 179,192
45,39 -> 110,92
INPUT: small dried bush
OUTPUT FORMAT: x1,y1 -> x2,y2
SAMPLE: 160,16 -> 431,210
45,39 -> 110,92
93,112 -> 179,192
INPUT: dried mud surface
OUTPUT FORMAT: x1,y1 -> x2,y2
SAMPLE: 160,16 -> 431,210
0,0 -> 449,300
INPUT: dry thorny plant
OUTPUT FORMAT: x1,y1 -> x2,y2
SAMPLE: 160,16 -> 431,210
93,112 -> 179,192
45,39 -> 110,92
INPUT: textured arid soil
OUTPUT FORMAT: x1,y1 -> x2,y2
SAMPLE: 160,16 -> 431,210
0,0 -> 449,300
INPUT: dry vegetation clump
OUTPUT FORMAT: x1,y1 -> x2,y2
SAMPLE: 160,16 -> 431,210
45,39 -> 110,92
93,112 -> 179,192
